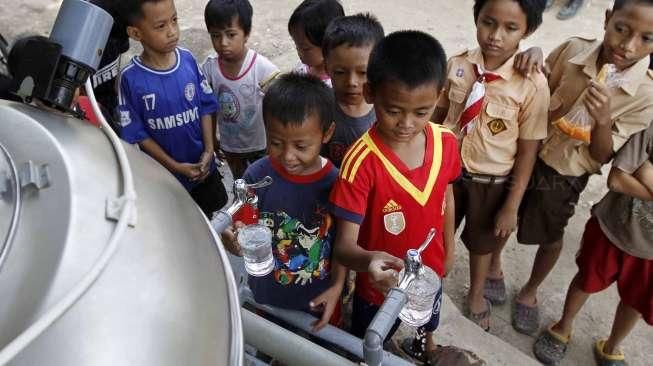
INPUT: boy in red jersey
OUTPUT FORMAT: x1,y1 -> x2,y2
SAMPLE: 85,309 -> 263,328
330,31 -> 461,362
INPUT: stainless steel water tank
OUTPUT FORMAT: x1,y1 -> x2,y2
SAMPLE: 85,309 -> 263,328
0,100 -> 242,365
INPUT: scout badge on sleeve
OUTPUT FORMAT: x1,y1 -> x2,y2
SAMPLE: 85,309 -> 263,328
458,64 -> 501,135
553,64 -> 624,144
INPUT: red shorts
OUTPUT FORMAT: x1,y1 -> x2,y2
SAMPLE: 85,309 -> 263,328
576,218 -> 653,325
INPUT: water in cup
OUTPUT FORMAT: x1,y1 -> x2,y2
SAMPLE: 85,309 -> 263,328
399,265 -> 441,327
237,224 -> 274,277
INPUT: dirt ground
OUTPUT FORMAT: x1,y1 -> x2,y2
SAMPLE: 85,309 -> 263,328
1,0 -> 651,365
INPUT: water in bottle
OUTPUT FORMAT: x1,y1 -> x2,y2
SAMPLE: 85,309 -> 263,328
237,224 -> 273,277
399,266 -> 441,327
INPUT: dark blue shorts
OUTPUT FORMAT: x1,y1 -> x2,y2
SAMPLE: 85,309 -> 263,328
350,285 -> 443,342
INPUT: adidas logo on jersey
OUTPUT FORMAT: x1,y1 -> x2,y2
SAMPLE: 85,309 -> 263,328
382,200 -> 402,213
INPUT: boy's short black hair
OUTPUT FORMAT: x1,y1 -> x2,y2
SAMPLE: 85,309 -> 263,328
322,13 -> 385,58
288,0 -> 345,47
613,0 -> 653,11
473,0 -> 546,34
263,73 -> 335,133
204,0 -> 253,35
367,30 -> 447,92
118,0 -> 167,26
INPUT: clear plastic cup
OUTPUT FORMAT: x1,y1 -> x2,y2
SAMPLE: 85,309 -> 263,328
237,224 -> 273,277
398,266 -> 441,327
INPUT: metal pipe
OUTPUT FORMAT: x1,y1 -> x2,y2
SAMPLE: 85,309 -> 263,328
0,142 -> 20,274
240,290 -> 412,366
363,288 -> 408,366
242,309 -> 356,366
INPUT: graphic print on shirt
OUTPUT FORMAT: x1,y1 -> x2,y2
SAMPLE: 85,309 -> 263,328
259,208 -> 333,286
218,85 -> 240,123
614,196 -> 653,234
217,84 -> 257,131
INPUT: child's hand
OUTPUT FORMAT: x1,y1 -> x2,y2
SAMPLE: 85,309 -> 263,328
220,221 -> 246,256
584,80 -> 612,127
195,151 -> 213,182
514,47 -> 547,77
494,206 -> 518,238
176,162 -> 203,180
368,252 -> 404,295
309,283 -> 344,332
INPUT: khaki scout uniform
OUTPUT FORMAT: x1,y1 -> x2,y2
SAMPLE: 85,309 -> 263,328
438,48 -> 550,254
518,37 -> 653,245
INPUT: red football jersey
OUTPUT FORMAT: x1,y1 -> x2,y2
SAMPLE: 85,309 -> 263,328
330,122 -> 461,305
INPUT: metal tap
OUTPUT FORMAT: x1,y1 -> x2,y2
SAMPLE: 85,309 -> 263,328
397,228 -> 437,291
363,227 -> 438,366
212,176 -> 272,233
226,177 -> 272,216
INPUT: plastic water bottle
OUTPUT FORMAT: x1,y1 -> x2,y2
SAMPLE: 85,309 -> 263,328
398,266 -> 441,327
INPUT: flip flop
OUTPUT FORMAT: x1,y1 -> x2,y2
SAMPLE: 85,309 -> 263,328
512,300 -> 540,335
594,339 -> 626,366
533,324 -> 571,365
465,298 -> 492,332
484,277 -> 506,305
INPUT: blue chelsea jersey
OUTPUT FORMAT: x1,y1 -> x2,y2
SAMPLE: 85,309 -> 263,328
118,47 -> 219,190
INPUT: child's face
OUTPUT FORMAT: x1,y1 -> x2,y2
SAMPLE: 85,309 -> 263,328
290,27 -> 324,69
601,3 -> 653,71
364,81 -> 440,145
326,44 -> 374,107
475,0 -> 529,66
208,17 -> 249,63
266,115 -> 334,176
128,0 -> 179,54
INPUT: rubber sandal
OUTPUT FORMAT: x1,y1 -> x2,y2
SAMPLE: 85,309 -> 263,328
484,277 -> 506,305
512,300 -> 540,335
594,339 -> 626,366
533,324 -> 571,365
465,298 -> 491,332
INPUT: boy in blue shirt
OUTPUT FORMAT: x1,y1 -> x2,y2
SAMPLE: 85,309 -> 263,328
223,73 -> 346,331
118,0 -> 227,216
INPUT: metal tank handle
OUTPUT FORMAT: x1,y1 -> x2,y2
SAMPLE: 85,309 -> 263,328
0,142 -> 21,274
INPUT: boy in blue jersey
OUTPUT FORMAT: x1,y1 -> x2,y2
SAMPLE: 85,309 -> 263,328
118,0 -> 227,216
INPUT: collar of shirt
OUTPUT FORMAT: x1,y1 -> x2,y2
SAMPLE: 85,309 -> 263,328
569,40 -> 651,96
464,47 -> 517,81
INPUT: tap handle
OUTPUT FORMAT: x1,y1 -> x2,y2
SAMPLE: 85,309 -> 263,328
417,228 -> 437,255
233,176 -> 273,203
247,176 -> 273,190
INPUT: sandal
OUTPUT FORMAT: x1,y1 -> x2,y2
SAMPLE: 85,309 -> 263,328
594,340 -> 626,366
484,277 -> 506,305
399,328 -> 429,365
512,300 -> 540,335
465,298 -> 492,332
533,325 -> 571,365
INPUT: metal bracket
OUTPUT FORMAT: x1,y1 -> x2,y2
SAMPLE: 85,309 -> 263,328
105,196 -> 137,227
19,161 -> 51,190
